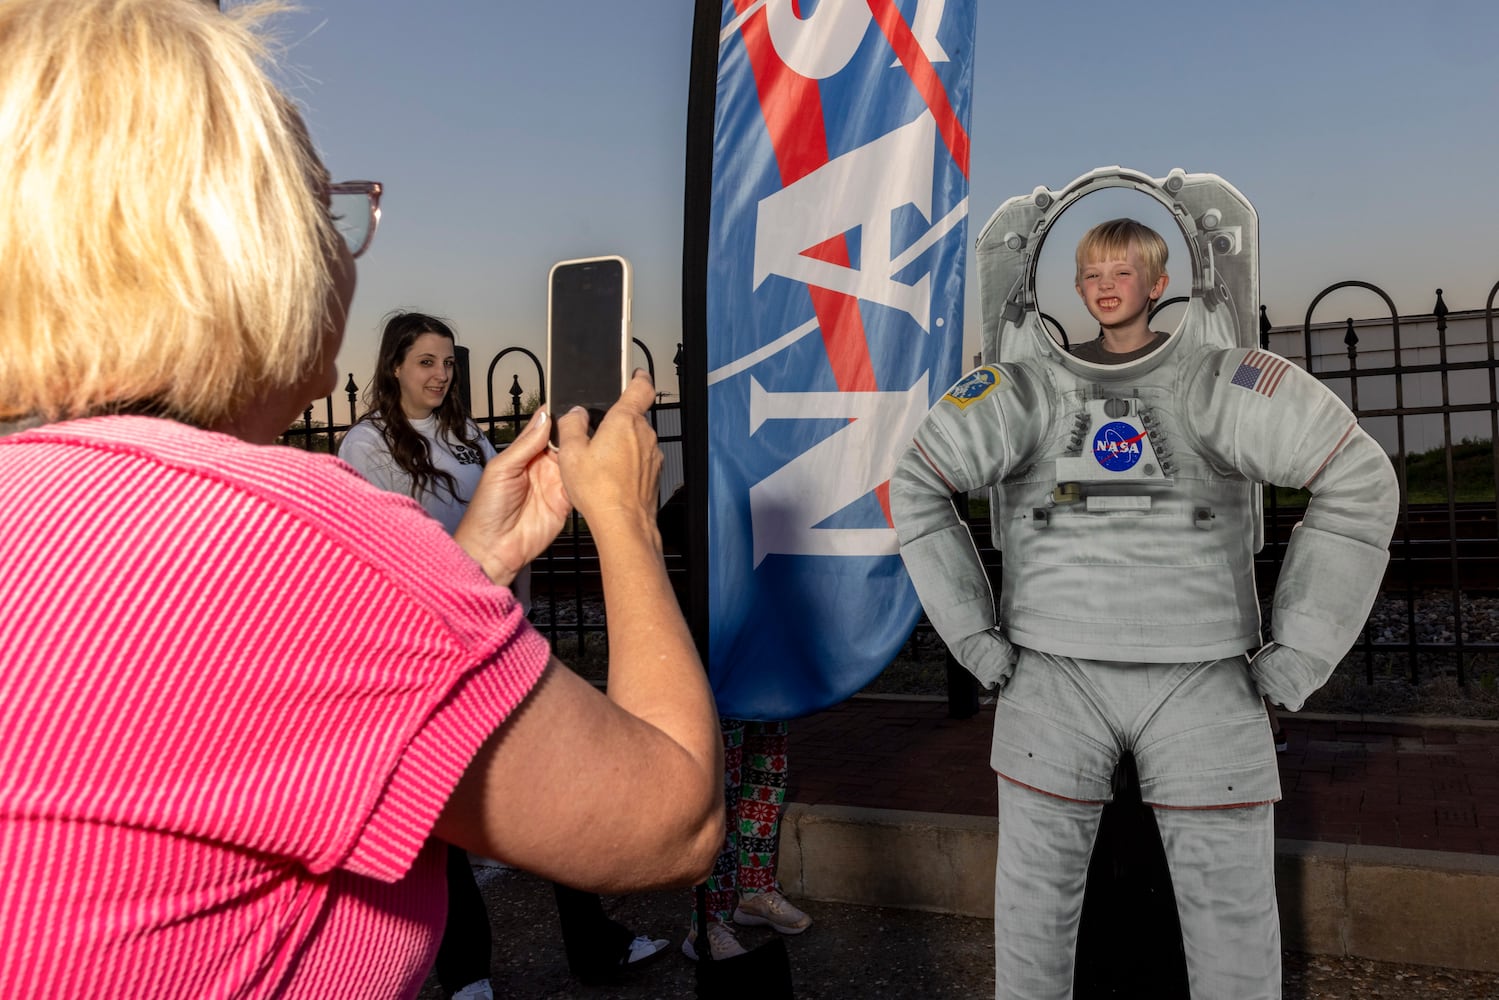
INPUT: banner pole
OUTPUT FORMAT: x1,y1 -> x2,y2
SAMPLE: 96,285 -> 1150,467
678,0 -> 719,663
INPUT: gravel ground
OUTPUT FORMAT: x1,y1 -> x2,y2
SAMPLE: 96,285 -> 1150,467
413,866 -> 1499,1000
1363,592 -> 1499,648
1297,592 -> 1499,717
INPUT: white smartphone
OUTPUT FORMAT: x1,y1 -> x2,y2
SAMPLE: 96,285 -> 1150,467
546,255 -> 632,446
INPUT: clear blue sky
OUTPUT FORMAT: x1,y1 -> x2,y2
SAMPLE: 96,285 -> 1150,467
265,1 -> 1499,406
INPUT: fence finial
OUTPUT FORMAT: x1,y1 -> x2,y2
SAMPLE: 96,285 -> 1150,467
344,374 -> 360,425
1259,305 -> 1271,350
1344,317 -> 1359,359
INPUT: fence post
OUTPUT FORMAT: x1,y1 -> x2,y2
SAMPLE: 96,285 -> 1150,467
1430,289 -> 1468,687
509,374 -> 523,436
344,373 -> 360,428
485,346 -> 545,446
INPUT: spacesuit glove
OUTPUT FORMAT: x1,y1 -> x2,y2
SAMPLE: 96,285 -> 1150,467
952,627 -> 1019,692
1249,642 -> 1334,713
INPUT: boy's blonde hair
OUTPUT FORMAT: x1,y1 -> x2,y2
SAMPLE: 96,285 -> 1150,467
1075,218 -> 1169,287
0,0 -> 336,426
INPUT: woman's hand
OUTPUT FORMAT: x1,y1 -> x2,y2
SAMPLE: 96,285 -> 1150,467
554,370 -> 663,542
453,410 -> 570,588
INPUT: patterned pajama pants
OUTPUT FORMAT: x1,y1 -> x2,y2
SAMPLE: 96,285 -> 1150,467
694,718 -> 789,928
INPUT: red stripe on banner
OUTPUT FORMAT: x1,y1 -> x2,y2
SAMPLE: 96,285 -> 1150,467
874,480 -> 893,525
865,0 -> 971,179
811,283 -> 876,391
735,2 -> 831,186
735,1 -> 876,394
801,232 -> 851,264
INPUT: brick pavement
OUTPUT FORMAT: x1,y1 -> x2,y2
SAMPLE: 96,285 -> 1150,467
787,696 -> 1499,856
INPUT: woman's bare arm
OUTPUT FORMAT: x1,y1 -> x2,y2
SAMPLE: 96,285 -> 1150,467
434,373 -> 723,891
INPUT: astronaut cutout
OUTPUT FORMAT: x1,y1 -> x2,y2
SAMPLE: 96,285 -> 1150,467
890,167 -> 1398,999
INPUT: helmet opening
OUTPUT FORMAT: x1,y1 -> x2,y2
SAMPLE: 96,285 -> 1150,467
1032,187 -> 1192,356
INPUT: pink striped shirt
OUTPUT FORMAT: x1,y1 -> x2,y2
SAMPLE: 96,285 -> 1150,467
0,416 -> 549,998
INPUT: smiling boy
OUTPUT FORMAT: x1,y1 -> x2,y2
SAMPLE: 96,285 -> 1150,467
1070,218 -> 1171,362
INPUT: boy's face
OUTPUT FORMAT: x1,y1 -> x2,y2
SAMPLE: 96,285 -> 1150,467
1075,242 -> 1168,333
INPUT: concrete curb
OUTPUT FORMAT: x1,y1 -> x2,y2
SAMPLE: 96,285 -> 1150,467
779,802 -> 1499,973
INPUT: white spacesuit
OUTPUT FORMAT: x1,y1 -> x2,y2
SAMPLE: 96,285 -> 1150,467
890,168 -> 1399,999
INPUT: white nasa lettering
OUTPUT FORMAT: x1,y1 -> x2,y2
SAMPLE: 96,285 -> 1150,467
754,112 -> 937,331
748,375 -> 930,564
764,0 -> 950,80
1096,440 -> 1141,455
902,0 -> 950,67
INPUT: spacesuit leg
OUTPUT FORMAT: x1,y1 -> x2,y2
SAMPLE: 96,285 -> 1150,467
1154,803 -> 1281,999
994,778 -> 1104,1000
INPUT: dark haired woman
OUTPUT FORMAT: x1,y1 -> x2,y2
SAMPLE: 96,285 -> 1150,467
340,312 -> 496,530
340,312 -> 667,995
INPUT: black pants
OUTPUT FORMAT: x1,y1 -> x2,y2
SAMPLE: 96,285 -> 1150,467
1073,753 -> 1190,999
433,851 -> 637,991
433,846 -> 492,994
553,883 -> 638,985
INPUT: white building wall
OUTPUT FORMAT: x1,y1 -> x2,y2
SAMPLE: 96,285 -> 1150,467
1265,309 -> 1497,455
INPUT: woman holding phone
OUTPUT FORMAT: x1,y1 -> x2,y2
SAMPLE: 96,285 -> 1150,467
0,2 -> 720,996
340,312 -> 671,996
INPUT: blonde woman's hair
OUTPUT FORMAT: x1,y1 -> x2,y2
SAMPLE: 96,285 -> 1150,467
0,0 -> 336,426
1075,218 -> 1169,287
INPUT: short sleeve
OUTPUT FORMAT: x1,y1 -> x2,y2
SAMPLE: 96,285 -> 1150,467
338,421 -> 415,497
0,420 -> 548,884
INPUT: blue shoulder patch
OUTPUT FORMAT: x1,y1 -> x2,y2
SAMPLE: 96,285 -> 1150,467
941,366 -> 1002,410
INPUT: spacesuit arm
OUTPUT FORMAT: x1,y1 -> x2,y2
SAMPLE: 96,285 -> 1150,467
1190,350 -> 1399,710
890,366 -> 1046,689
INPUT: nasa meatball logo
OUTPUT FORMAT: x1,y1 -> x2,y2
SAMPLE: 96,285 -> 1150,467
1092,421 -> 1147,472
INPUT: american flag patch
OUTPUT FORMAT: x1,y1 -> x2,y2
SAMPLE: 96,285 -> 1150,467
1230,350 -> 1292,397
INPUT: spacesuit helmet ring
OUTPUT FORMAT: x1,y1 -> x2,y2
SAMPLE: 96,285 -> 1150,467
975,166 -> 1259,379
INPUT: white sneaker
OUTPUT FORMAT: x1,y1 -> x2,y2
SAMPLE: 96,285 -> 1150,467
681,921 -> 748,961
451,980 -> 493,1000
625,934 -> 670,967
733,890 -> 812,935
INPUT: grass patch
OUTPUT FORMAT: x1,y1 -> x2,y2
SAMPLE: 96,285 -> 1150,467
1400,437 -> 1496,503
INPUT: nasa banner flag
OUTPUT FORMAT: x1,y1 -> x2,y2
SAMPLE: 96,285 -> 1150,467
694,0 -> 975,718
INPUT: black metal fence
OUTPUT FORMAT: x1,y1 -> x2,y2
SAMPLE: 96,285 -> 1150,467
1260,284 -> 1499,690
284,284 -> 1498,694
278,339 -> 682,665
